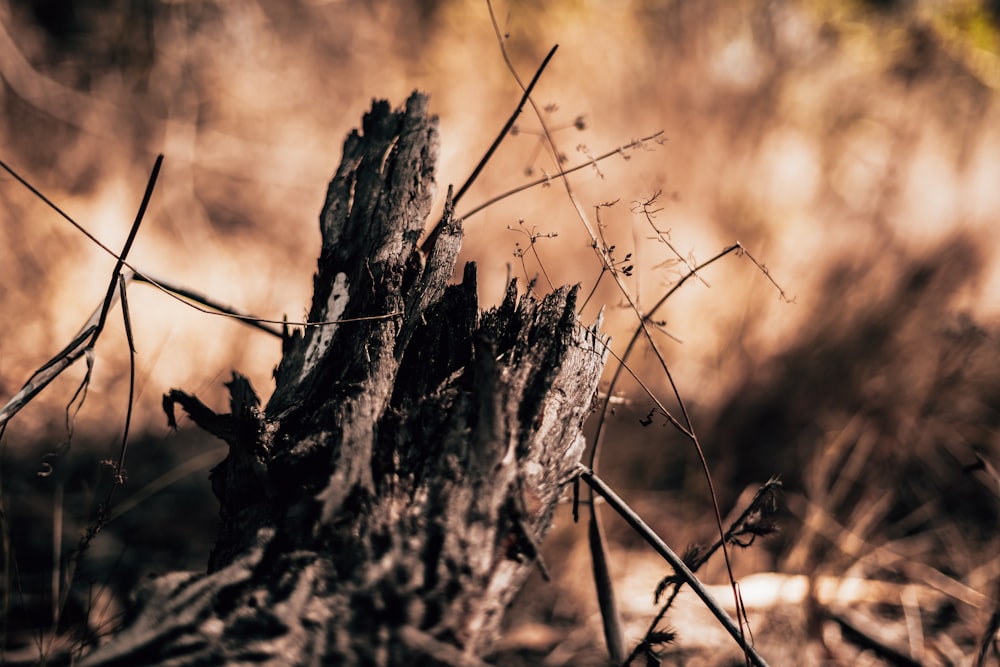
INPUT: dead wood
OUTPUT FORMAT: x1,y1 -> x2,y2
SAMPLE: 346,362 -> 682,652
79,92 -> 607,667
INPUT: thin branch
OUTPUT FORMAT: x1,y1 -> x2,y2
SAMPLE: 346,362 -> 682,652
577,466 -> 771,667
132,272 -> 401,333
582,244 -> 743,660
482,12 -> 792,659
0,264 -> 395,431
507,220 -> 557,293
9,154 -> 163,440
452,45 -> 558,207
55,156 -> 161,628
114,275 -> 136,479
588,509 -> 625,662
1,158 -> 400,334
456,132 -> 664,220
0,158 -> 123,268
131,272 -> 283,338
627,480 -> 781,664
588,243 -> 768,466
0,306 -> 113,430
736,246 -> 795,304
91,156 -> 161,343
583,241 -> 790,660
481,32 -> 704,665
632,192 -> 709,288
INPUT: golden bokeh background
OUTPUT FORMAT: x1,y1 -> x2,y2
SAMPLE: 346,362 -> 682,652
3,1 -> 1000,664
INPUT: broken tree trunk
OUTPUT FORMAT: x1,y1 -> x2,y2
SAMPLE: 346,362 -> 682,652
80,93 -> 607,667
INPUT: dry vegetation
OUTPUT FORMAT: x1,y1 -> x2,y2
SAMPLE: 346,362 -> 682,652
2,0 -> 1000,665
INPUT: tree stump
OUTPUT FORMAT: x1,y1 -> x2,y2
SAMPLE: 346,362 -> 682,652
80,93 -> 607,666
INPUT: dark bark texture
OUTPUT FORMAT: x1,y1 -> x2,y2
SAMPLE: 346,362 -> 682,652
80,93 -> 607,666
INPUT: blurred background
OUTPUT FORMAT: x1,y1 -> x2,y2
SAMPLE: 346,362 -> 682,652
2,0 -> 1000,664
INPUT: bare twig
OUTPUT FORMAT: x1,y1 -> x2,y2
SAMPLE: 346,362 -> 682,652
0,307 -> 112,429
132,271 -> 401,331
577,466 -> 771,667
582,239 -> 790,660
632,191 -> 709,288
54,157 -> 161,632
579,200 -> 634,313
626,480 -> 781,664
0,158 -> 124,268
507,219 -> 557,293
131,272 -> 283,338
112,274 -> 137,480
456,132 -> 664,220
578,243 -> 741,657
477,9 -> 772,661
93,156 -> 161,342
452,45 -> 558,207
481,5 -> 687,660
588,509 -> 626,662
0,159 -> 400,333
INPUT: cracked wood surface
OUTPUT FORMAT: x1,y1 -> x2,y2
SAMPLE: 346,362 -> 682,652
81,92 -> 607,667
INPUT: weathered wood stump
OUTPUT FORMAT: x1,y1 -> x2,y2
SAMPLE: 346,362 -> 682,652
80,93 -> 607,666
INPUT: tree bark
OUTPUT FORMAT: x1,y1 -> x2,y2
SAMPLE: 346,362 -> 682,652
80,93 -> 607,667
